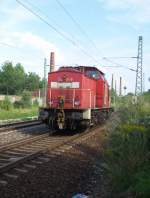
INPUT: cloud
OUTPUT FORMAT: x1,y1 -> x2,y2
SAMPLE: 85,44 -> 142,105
99,0 -> 150,25
0,27 -> 64,59
0,1 -> 37,30
1,6 -> 34,22
99,0 -> 149,10
0,30 -> 65,77
12,32 -> 61,57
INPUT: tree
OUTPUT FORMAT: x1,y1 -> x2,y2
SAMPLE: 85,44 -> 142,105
0,61 -> 26,95
0,61 -> 15,94
25,72 -> 40,91
14,63 -> 26,94
0,96 -> 13,110
21,91 -> 32,108
127,92 -> 134,96
39,78 -> 47,89
0,61 -> 42,95
142,91 -> 150,103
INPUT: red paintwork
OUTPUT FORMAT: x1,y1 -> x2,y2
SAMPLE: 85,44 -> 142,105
47,66 -> 110,109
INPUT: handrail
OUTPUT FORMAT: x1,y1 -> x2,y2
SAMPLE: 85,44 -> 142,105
48,88 -> 94,108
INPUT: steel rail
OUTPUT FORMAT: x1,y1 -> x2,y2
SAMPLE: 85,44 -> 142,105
0,120 -> 42,133
0,133 -> 49,152
0,125 -> 104,177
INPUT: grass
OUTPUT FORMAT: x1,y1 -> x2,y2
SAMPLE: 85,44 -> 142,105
0,107 -> 38,120
103,99 -> 150,197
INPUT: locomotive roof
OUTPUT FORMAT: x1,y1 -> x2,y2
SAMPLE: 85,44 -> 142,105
59,66 -> 104,75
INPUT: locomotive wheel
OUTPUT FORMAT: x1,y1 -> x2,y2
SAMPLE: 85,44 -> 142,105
70,121 -> 77,131
48,118 -> 56,134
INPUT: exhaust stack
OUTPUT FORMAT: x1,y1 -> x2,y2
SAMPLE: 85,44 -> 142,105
50,52 -> 55,72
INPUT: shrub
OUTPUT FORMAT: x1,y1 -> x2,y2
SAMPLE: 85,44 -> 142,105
0,101 -> 3,109
0,96 -> 13,110
131,167 -> 150,198
20,91 -> 32,108
105,126 -> 148,191
104,123 -> 150,196
103,93 -> 150,197
33,99 -> 39,107
13,100 -> 23,108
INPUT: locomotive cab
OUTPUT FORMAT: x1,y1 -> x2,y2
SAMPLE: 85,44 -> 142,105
39,66 -> 110,131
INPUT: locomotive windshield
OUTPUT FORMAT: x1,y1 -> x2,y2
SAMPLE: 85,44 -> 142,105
85,70 -> 102,80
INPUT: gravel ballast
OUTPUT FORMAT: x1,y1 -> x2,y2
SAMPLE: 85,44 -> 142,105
0,130 -> 106,198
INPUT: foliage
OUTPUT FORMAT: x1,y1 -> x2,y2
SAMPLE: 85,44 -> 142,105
142,91 -> 150,103
104,123 -> 150,196
110,88 -> 117,105
0,96 -> 13,110
103,96 -> 150,197
130,168 -> 150,198
25,72 -> 40,91
0,107 -> 38,120
33,99 -> 39,107
20,91 -> 32,108
0,62 -> 18,94
13,101 -> 23,108
0,61 -> 44,95
39,78 -> 46,89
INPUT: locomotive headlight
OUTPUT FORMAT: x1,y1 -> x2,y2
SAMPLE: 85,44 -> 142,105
49,101 -> 53,105
74,100 -> 80,106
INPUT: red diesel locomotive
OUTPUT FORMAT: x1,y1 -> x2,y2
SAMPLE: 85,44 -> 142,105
39,57 -> 111,131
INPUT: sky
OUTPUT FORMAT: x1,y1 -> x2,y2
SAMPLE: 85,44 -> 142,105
0,0 -> 150,93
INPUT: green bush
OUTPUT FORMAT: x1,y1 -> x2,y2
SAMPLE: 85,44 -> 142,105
0,101 -> 3,109
105,125 -> 148,192
20,91 -> 32,108
131,167 -> 150,198
0,96 -> 13,111
104,123 -> 150,196
13,100 -> 23,108
103,92 -> 150,197
33,99 -> 39,107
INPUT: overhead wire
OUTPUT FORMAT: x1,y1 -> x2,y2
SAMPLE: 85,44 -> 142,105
55,0 -> 137,72
16,0 -> 101,64
16,0 -> 136,72
103,58 -> 136,71
55,0 -> 103,55
25,0 -> 80,42
25,0 -> 91,61
103,56 -> 138,59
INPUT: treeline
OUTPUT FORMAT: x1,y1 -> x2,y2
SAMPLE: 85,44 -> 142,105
0,61 -> 45,95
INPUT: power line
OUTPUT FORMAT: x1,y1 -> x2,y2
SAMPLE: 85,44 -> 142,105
103,56 -> 138,59
25,0 -> 76,39
56,0 -> 135,70
55,0 -> 103,56
103,57 -> 136,71
103,65 -> 136,72
24,0 -> 87,54
16,0 -> 101,64
16,0 -> 137,72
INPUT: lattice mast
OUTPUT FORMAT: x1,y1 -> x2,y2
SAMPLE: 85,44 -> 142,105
135,36 -> 143,95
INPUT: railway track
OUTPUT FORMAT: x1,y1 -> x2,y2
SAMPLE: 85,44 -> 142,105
0,126 -> 104,186
0,119 -> 42,133
0,119 -> 49,147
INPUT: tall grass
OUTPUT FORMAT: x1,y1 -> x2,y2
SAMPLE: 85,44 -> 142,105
103,100 -> 150,197
0,107 -> 38,120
